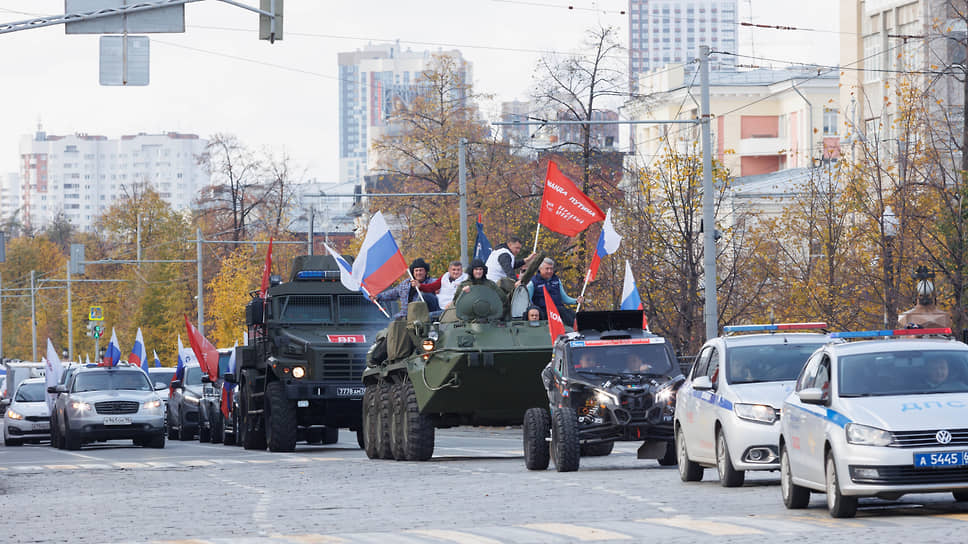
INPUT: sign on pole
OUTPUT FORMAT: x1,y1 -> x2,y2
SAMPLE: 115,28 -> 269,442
89,306 -> 104,321
65,0 -> 185,34
70,243 -> 85,274
99,35 -> 149,86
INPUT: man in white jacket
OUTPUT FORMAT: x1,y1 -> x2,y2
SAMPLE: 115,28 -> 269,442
418,260 -> 467,309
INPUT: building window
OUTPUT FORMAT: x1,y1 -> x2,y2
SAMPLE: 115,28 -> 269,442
823,108 -> 839,136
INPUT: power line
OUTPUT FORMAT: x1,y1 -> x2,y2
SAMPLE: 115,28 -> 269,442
716,50 -> 951,76
490,0 -> 627,15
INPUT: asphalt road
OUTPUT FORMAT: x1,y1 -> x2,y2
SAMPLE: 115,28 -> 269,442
2,426 -> 968,543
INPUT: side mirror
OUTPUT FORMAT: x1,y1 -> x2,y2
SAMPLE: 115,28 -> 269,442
154,383 -> 168,392
798,387 -> 828,405
223,372 -> 237,384
47,385 -> 67,394
693,376 -> 713,391
0,399 -> 10,407
170,380 -> 182,389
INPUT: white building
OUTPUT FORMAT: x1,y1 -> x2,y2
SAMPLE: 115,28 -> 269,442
0,172 -> 19,226
18,129 -> 209,231
338,42 -> 472,187
628,0 -> 738,90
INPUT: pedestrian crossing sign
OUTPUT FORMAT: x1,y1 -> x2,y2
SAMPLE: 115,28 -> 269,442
89,306 -> 104,321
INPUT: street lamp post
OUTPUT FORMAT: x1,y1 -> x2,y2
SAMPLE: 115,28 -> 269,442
882,205 -> 899,328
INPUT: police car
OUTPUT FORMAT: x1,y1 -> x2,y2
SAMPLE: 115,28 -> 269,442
675,323 -> 831,486
780,328 -> 968,517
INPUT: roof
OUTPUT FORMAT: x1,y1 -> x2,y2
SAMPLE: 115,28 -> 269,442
830,338 -> 966,356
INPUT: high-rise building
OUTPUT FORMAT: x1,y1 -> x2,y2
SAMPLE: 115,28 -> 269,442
628,0 -> 739,91
338,42 -> 471,187
0,172 -> 19,226
18,129 -> 209,231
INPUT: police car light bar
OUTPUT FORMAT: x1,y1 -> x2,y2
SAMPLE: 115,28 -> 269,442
829,327 -> 953,339
295,270 -> 341,281
723,322 -> 828,334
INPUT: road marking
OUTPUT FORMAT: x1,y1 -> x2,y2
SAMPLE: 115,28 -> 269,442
43,464 -> 79,470
406,529 -> 504,544
784,513 -> 867,528
310,457 -> 345,461
933,514 -> 968,522
151,540 -> 216,544
51,449 -> 104,460
521,523 -> 632,541
639,517 -> 764,535
271,534 -> 347,543
115,462 -> 149,469
77,463 -> 113,470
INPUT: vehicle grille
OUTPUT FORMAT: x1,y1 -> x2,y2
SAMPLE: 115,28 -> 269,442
851,465 -> 968,485
891,428 -> 968,448
620,392 -> 654,420
320,353 -> 366,382
25,416 -> 47,422
95,401 -> 139,415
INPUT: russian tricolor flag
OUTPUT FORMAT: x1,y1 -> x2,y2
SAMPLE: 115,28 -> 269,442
352,212 -> 408,296
153,350 -> 161,368
130,327 -> 147,372
586,208 -> 621,283
102,328 -> 122,367
621,261 -> 648,330
221,342 -> 238,419
324,242 -> 361,293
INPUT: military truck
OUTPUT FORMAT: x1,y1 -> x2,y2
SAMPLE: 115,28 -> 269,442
228,255 -> 390,452
361,271 -> 555,461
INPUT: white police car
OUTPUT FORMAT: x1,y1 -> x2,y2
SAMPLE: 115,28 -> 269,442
780,327 -> 968,517
675,323 -> 831,486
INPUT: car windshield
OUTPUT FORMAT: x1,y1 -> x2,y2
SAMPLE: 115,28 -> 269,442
150,370 -> 176,389
73,371 -> 152,393
571,344 -> 675,376
727,342 -> 826,384
15,382 -> 46,402
338,295 -> 389,324
217,353 -> 232,376
839,349 -> 968,397
185,366 -> 202,386
277,295 -> 333,324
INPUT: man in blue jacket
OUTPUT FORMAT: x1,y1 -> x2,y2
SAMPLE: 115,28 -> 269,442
527,258 -> 584,324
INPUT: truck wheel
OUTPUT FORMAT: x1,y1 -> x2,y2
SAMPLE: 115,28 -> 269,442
389,382 -> 406,460
580,441 -> 614,457
657,441 -> 677,466
376,381 -> 394,459
401,379 -> 435,461
551,407 -> 580,472
306,428 -> 324,444
322,427 -> 339,445
523,407 -> 550,470
266,381 -> 297,452
362,384 -> 380,459
677,427 -> 703,481
242,380 -> 266,450
716,429 -> 745,487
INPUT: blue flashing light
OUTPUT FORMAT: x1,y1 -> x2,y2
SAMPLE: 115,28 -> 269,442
723,322 -> 827,334
830,327 -> 952,339
296,270 -> 325,279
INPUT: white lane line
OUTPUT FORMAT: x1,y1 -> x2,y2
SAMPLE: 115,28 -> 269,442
406,529 -> 504,544
43,464 -> 79,470
638,518 -> 764,536
521,523 -> 632,541
269,534 -> 347,543
115,462 -> 149,469
47,449 -> 104,461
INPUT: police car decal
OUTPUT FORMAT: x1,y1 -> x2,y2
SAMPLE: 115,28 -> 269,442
785,402 -> 852,428
690,390 -> 734,411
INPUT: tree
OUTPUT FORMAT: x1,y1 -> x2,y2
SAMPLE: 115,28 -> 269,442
197,134 -> 276,241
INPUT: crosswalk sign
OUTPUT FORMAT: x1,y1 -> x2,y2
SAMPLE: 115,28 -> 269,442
89,306 -> 104,321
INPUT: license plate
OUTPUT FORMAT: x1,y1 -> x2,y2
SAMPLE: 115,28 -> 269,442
103,416 -> 132,426
32,423 -> 49,431
914,450 -> 968,468
336,386 -> 365,397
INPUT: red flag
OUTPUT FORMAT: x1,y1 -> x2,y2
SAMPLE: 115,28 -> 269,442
543,285 -> 567,343
538,161 -> 605,237
185,315 -> 219,382
259,237 -> 274,298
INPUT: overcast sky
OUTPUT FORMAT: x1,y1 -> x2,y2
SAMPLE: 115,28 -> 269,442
0,0 -> 838,184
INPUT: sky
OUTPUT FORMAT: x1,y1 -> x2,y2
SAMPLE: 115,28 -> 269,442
0,0 -> 838,185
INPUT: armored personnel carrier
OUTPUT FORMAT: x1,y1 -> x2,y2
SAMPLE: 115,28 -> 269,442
361,275 -> 555,461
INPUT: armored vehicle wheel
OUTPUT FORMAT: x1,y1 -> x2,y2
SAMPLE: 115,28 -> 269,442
376,381 -> 394,459
242,380 -> 266,450
523,407 -> 550,470
199,425 -> 211,443
362,384 -> 381,459
657,441 -> 677,466
323,427 -> 339,444
356,429 -> 365,449
399,379 -> 435,461
266,381 -> 297,452
676,427 -> 703,481
716,429 -> 744,487
389,382 -> 407,460
580,441 -> 614,457
551,407 -> 579,472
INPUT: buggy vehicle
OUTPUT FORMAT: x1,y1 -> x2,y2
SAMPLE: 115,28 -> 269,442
524,311 -> 684,472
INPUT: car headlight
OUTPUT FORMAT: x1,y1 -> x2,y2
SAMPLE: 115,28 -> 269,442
594,390 -> 619,405
292,366 -> 306,379
143,399 -> 162,410
734,403 -> 777,424
70,401 -> 92,412
184,394 -> 200,405
846,423 -> 893,446
6,408 -> 23,420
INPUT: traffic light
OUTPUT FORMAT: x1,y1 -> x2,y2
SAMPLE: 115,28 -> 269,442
93,325 -> 104,339
86,321 -> 95,337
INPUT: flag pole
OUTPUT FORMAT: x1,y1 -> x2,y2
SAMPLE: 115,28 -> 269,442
576,270 -> 591,313
532,223 -> 541,254
360,285 -> 391,319
406,269 -> 426,303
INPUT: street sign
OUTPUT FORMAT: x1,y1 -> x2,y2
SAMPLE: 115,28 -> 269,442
99,35 -> 149,86
65,0 -> 185,34
70,243 -> 85,274
258,0 -> 283,42
89,306 -> 104,321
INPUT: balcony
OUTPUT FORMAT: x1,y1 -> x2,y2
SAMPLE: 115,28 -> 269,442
738,137 -> 784,156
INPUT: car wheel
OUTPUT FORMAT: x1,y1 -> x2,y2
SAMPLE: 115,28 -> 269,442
780,445 -> 810,509
4,436 -> 21,447
178,410 -> 193,441
64,420 -> 81,451
657,441 -> 677,466
198,424 -> 211,443
676,427 -> 703,482
551,407 -> 580,472
523,407 -> 551,470
716,428 -> 745,487
826,452 -> 857,518
376,380 -> 395,459
147,433 -> 165,449
167,408 -> 179,440
211,411 -> 224,443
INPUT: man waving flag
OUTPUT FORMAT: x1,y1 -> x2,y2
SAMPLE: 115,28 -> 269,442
352,211 -> 408,296
130,328 -> 148,372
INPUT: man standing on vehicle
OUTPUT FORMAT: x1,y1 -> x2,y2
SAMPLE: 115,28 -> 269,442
527,258 -> 584,325
486,236 -> 535,291
377,258 -> 441,319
